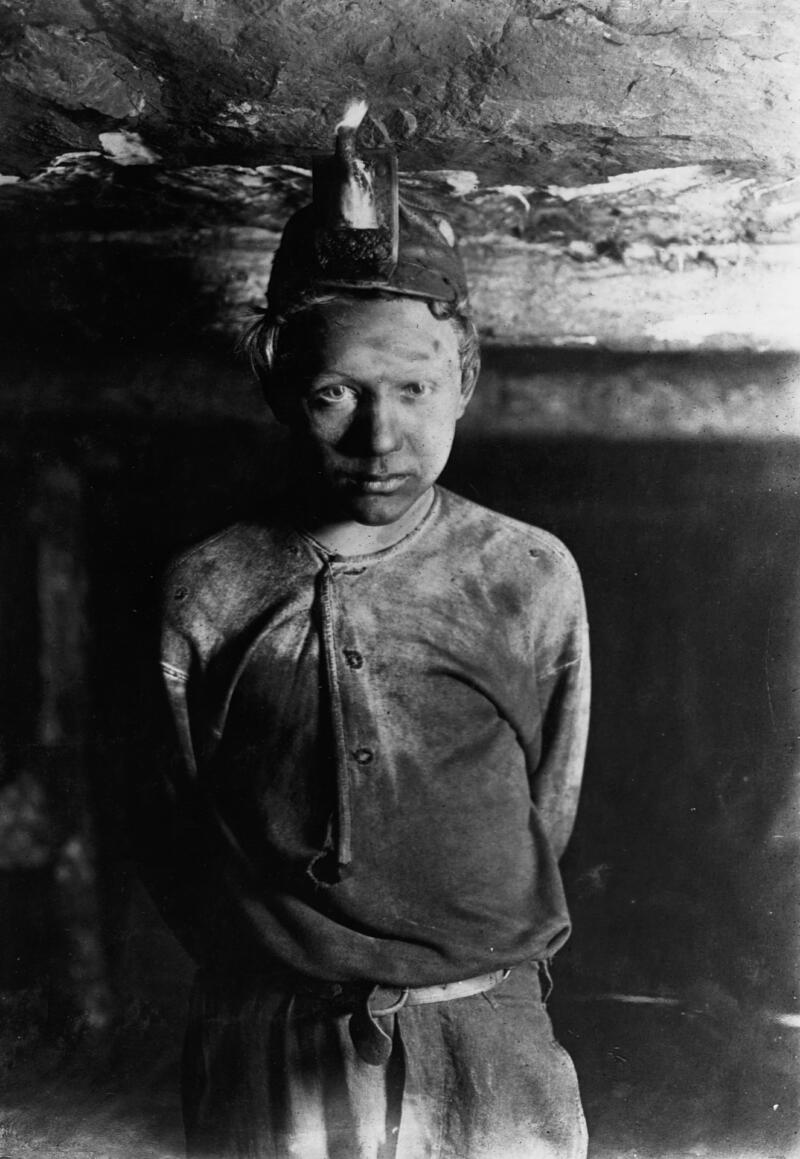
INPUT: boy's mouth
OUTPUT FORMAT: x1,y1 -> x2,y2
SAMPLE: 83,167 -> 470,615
345,472 -> 410,495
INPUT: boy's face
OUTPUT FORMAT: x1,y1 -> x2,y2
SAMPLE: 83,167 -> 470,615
279,296 -> 474,527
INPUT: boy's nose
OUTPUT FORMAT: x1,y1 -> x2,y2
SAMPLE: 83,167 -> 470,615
360,397 -> 403,456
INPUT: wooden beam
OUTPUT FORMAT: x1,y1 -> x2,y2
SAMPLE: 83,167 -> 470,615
1,155 -> 799,351
0,347 -> 796,439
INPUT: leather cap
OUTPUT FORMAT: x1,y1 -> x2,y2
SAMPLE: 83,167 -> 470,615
267,201 -> 469,316
266,106 -> 469,316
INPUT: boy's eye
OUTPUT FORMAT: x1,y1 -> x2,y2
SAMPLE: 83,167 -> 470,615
313,384 -> 356,405
403,382 -> 428,398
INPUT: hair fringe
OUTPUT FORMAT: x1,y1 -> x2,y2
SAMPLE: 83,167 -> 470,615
242,290 -> 480,398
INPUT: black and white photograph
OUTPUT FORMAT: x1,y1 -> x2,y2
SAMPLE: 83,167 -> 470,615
0,3 -> 798,1157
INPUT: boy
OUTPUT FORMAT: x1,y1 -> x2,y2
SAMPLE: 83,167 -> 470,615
154,102 -> 590,1159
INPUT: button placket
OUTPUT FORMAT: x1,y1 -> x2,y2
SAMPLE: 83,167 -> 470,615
342,631 -> 370,771
317,558 -> 381,867
317,563 -> 354,868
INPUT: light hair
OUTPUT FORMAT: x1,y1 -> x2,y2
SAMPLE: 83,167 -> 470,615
241,289 -> 481,400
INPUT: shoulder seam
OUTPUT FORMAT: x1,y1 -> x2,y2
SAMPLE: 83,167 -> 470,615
164,523 -> 245,578
523,526 -> 580,571
438,488 -> 577,567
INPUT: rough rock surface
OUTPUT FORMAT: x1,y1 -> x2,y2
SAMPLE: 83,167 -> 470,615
0,0 -> 798,181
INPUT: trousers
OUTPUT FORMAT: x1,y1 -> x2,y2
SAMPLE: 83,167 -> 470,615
182,961 -> 588,1159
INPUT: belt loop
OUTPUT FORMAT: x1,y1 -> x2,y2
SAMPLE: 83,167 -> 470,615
538,959 -> 554,1006
349,985 -> 408,1066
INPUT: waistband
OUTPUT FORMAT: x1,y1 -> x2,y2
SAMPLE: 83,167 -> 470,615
371,968 -> 509,1012
192,963 -> 549,1067
349,969 -> 510,1066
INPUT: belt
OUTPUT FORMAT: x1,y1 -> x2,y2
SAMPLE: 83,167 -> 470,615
349,968 -> 510,1066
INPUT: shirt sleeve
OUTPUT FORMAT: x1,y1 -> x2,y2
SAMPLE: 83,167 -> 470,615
136,582 -> 307,973
528,553 -> 591,861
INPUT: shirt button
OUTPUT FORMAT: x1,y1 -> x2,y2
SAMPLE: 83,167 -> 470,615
353,747 -> 374,765
344,649 -> 364,670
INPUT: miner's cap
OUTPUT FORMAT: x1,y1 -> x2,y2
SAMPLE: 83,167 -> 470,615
266,100 -> 469,317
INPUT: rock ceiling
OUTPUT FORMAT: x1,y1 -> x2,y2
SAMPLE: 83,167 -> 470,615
1,1 -> 798,351
1,0 -> 798,182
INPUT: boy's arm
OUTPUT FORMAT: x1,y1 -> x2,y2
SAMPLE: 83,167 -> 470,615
136,597 -> 304,973
528,555 -> 591,861
135,615 -> 242,966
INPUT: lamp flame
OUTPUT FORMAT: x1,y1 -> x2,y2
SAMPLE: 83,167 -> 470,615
332,96 -> 377,228
336,98 -> 368,134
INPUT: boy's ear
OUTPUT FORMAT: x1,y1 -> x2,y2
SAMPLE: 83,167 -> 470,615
457,354 -> 480,418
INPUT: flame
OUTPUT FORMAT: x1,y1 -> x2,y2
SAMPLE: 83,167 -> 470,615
340,166 -> 377,227
336,97 -> 368,133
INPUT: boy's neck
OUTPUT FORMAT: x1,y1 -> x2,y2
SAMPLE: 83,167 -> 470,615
298,488 -> 436,557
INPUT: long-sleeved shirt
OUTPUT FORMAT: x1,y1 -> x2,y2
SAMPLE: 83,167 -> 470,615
155,486 -> 590,986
